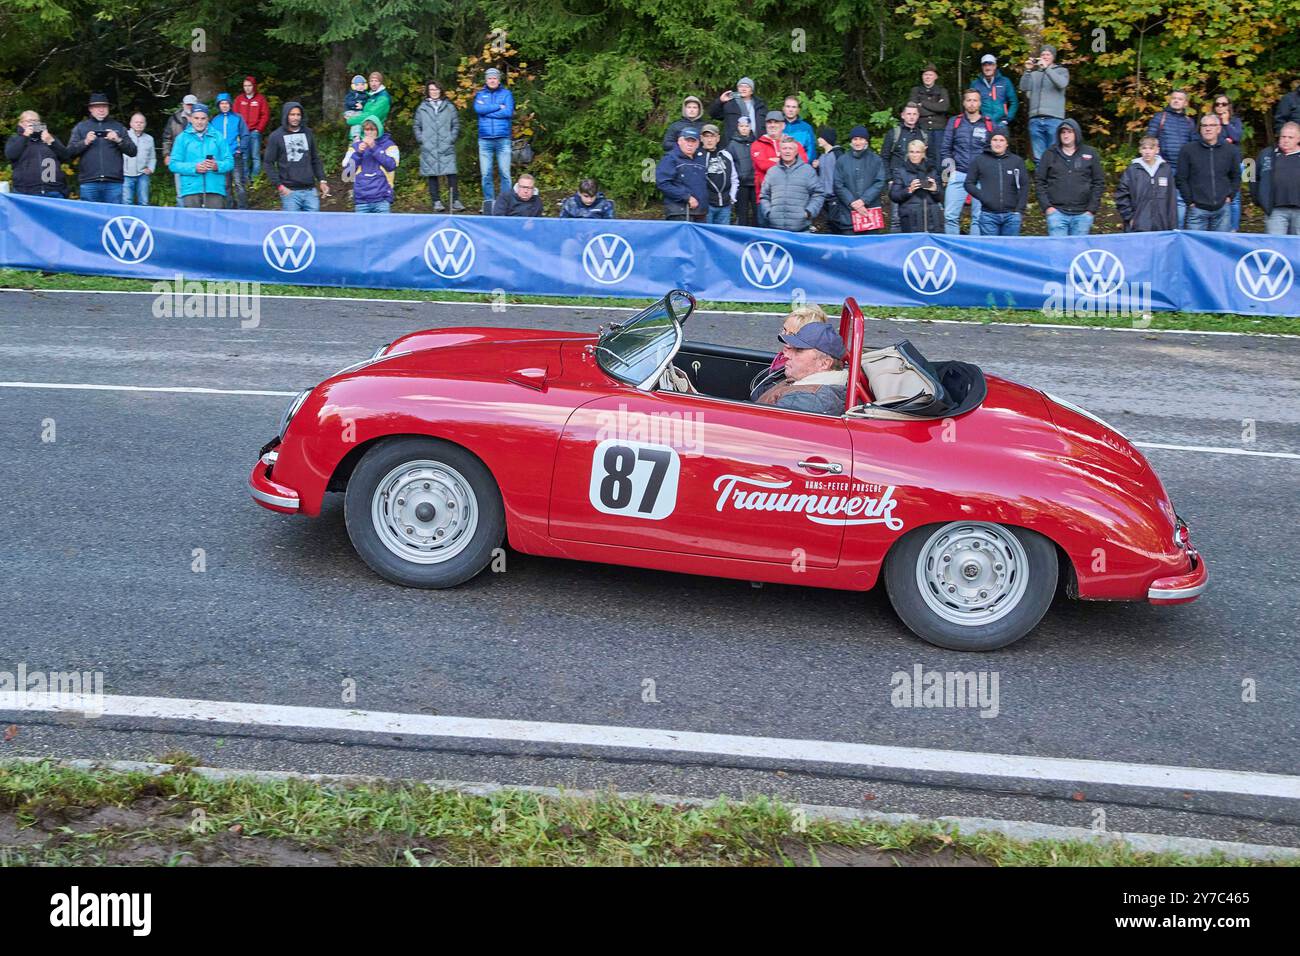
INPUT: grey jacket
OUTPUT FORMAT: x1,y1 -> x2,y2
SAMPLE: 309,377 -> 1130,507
412,98 -> 459,176
752,370 -> 847,416
1019,64 -> 1069,119
122,131 -> 156,177
760,157 -> 824,231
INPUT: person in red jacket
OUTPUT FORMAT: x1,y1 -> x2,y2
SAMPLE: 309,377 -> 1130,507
233,76 -> 268,178
749,110 -> 807,226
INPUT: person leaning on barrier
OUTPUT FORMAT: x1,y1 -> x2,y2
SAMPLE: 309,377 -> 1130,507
168,103 -> 233,209
5,110 -> 71,198
492,172 -> 543,216
1252,122 -> 1300,236
560,178 -> 614,218
1177,114 -> 1240,232
750,322 -> 848,417
66,92 -> 137,204
656,126 -> 708,222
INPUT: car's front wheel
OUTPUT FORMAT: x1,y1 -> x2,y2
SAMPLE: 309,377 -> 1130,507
884,521 -> 1058,651
344,437 -> 505,588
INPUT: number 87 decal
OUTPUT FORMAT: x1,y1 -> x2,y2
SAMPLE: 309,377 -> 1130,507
588,439 -> 680,520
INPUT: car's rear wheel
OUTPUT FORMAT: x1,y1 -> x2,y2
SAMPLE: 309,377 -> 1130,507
884,521 -> 1057,651
344,437 -> 504,588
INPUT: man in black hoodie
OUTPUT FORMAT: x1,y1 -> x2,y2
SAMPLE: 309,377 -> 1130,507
1036,117 -> 1104,235
66,92 -> 137,203
6,110 -> 71,197
964,127 -> 1028,235
263,101 -> 330,211
1177,114 -> 1240,232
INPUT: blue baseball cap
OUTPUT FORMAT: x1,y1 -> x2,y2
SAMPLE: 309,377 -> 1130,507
779,323 -> 845,358
215,92 -> 231,103
190,102 -> 210,116
678,127 -> 700,140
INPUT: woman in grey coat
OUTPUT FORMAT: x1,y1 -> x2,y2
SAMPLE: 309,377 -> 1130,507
413,80 -> 462,211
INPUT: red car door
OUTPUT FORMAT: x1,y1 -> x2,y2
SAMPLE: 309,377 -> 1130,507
547,391 -> 856,568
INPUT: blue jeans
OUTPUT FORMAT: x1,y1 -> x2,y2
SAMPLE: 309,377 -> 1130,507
1028,118 -> 1062,162
279,188 -> 320,212
354,200 -> 391,213
1184,204 -> 1232,231
978,211 -> 1021,236
478,137 -> 512,204
1229,193 -> 1241,231
1265,208 -> 1300,235
706,205 -> 732,225
246,130 -> 261,178
944,172 -> 981,235
122,175 -> 150,205
1046,210 -> 1094,236
79,181 -> 122,203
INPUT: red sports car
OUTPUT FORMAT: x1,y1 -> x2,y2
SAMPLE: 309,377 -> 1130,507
250,290 -> 1206,651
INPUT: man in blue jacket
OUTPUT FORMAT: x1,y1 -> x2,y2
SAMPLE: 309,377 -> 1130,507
211,93 -> 249,208
656,127 -> 708,222
474,67 -> 515,213
1145,90 -> 1196,226
168,103 -> 234,209
970,55 -> 1018,126
941,89 -> 995,234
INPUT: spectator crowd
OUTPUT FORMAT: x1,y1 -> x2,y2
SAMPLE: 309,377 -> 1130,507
7,52 -> 1300,235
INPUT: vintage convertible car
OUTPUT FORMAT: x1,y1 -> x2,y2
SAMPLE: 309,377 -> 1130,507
250,290 -> 1206,651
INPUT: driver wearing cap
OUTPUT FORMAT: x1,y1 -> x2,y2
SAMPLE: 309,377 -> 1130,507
750,323 -> 848,415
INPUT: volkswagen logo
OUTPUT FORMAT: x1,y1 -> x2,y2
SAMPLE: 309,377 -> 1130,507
740,240 -> 793,289
582,234 -> 635,285
423,228 -> 476,279
100,216 -> 154,264
1068,249 -> 1125,298
262,224 -> 316,274
902,245 -> 956,296
1234,248 -> 1294,303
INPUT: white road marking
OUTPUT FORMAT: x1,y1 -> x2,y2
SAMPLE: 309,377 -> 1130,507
1135,441 -> 1300,460
5,692 -> 1298,800
0,382 -> 296,397
1,288 -> 1294,337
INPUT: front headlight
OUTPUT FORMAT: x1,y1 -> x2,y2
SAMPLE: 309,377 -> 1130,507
278,388 -> 311,438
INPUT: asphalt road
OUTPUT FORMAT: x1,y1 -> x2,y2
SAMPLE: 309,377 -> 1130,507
2,289 -> 1298,847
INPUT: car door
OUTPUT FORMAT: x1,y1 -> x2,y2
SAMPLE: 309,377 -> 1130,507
547,390 -> 854,568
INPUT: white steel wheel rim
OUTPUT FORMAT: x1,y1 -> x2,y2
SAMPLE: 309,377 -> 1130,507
915,522 -> 1030,627
371,460 -> 479,565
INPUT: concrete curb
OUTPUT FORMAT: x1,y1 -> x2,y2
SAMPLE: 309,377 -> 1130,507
6,756 -> 1297,863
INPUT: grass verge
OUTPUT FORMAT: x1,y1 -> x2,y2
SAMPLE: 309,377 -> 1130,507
0,760 -> 1287,867
1,269 -> 1294,336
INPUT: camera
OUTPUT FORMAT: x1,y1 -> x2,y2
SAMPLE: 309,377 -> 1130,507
29,123 -> 46,135
94,129 -> 108,137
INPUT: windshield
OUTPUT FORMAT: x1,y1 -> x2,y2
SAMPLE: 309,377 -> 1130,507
594,290 -> 694,388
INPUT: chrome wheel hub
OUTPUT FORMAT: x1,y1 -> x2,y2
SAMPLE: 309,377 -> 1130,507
916,522 -> 1030,626
371,461 -> 478,564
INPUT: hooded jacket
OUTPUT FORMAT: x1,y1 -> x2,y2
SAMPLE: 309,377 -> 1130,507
560,191 -> 615,219
1144,107 -> 1196,170
888,157 -> 943,232
1114,156 -> 1178,231
908,82 -> 951,131
168,120 -> 234,197
726,128 -> 756,185
5,129 -> 71,194
1019,63 -> 1069,119
970,69 -> 1018,124
263,101 -> 325,190
964,145 -> 1029,213
761,155 -> 824,231
832,145 -> 887,227
700,146 -> 739,207
1251,144 -> 1300,214
1035,119 -> 1104,214
656,144 -> 708,216
782,117 -> 817,159
347,86 -> 392,131
210,95 -> 249,157
234,77 -> 269,134
1175,136 -> 1241,212
342,116 -> 399,204
67,115 -> 137,183
663,97 -> 705,152
474,84 -> 515,140
413,96 -> 459,177
708,92 -> 767,146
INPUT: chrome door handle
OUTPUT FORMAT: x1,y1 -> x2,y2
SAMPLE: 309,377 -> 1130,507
799,460 -> 843,474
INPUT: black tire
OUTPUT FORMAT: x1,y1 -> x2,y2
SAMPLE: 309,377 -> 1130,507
343,437 -> 505,589
884,521 -> 1058,651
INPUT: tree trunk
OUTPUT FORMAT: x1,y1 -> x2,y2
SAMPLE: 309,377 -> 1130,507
1019,0 -> 1044,52
322,42 -> 349,124
189,30 -> 223,102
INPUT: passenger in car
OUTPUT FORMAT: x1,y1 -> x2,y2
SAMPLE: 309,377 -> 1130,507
751,323 -> 848,415
768,303 -> 829,374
